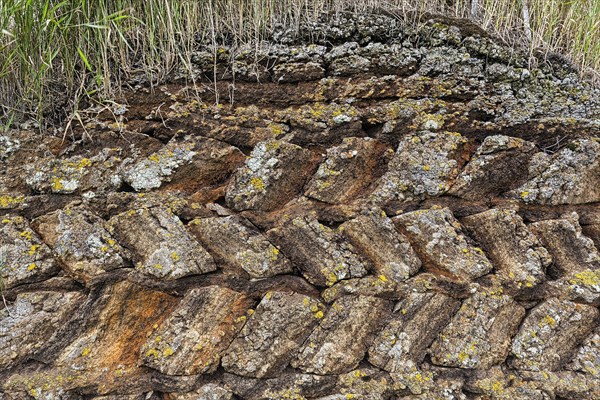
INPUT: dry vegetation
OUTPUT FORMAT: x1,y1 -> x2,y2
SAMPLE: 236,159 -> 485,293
0,0 -> 599,130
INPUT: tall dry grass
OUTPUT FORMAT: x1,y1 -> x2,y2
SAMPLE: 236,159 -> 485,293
0,0 -> 598,131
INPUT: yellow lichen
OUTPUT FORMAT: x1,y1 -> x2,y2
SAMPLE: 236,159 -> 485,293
163,347 -> 174,357
0,194 -> 24,208
81,348 -> 91,357
269,247 -> 280,261
570,270 -> 600,286
28,244 -> 40,256
314,310 -> 324,319
171,252 -> 180,262
145,348 -> 159,358
27,263 -> 37,271
51,177 -> 64,191
250,177 -> 266,191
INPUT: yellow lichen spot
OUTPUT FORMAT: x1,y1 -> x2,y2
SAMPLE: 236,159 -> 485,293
326,272 -> 338,286
171,252 -> 180,262
51,177 -> 64,191
235,315 -> 247,323
78,158 -> 92,168
153,264 -> 163,269
310,304 -> 319,313
303,297 -> 310,306
378,274 -> 389,283
247,309 -> 255,316
422,165 -> 431,171
314,310 -> 324,319
28,244 -> 40,256
148,154 -> 161,163
265,291 -> 273,300
27,263 -> 37,271
152,323 -> 159,329
20,230 -> 33,240
266,141 -> 281,151
345,394 -> 354,399
101,246 -> 109,252
458,351 -> 469,362
81,348 -> 91,357
268,123 -> 285,137
542,315 -> 556,327
401,308 -> 407,315
163,347 -> 174,357
250,177 -> 266,191
571,270 -> 600,286
269,247 -> 280,261
0,195 -> 24,208
525,282 -> 534,288
520,191 -> 530,198
146,348 -> 159,358
491,381 -> 504,393
108,238 -> 116,247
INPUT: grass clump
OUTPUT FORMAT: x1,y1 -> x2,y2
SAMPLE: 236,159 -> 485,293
0,0 -> 599,131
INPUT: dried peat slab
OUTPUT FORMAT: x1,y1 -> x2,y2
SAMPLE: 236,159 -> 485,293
221,291 -> 326,378
340,209 -> 421,283
141,286 -> 254,375
394,207 -> 493,281
267,215 -> 369,287
34,206 -> 129,282
225,140 -> 320,211
108,206 -> 215,280
188,215 -> 293,278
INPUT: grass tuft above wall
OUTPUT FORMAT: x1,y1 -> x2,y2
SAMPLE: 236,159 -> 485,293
1,0 -> 599,131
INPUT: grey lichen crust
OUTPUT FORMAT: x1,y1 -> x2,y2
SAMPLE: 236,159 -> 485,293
511,139 -> 600,205
371,131 -> 468,204
108,207 -> 215,280
0,291 -> 84,369
340,209 -> 421,283
141,286 -> 253,375
462,209 -> 551,288
188,216 -> 293,279
124,141 -> 196,191
394,207 -> 493,281
34,207 -> 128,282
221,291 -> 325,378
430,289 -> 525,369
225,140 -> 317,211
0,215 -> 59,289
510,298 -> 599,371
267,215 -> 368,287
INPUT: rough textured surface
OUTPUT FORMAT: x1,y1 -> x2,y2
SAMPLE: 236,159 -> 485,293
221,291 -> 325,378
1,12 -> 600,400
225,140 -> 319,211
529,214 -> 600,278
0,215 -> 60,289
462,208 -> 550,287
340,209 -> 421,283
371,131 -> 469,204
267,215 -> 369,287
33,206 -> 129,282
188,215 -> 292,278
141,286 -> 253,375
394,207 -> 493,281
108,206 -> 215,280
291,295 -> 391,374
